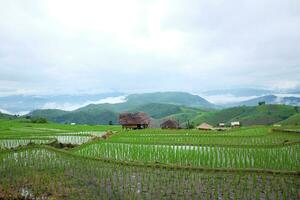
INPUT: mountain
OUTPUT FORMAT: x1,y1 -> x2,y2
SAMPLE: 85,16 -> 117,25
28,103 -> 300,126
0,112 -> 15,119
29,108 -> 119,125
28,103 -> 204,125
0,91 -> 215,115
129,103 -> 205,119
125,92 -> 215,108
202,88 -> 273,97
227,95 -> 300,107
26,92 -> 215,125
27,92 -> 300,126
29,109 -> 69,120
129,103 -> 181,119
55,110 -> 119,125
0,92 -> 124,114
191,104 -> 299,126
283,87 -> 300,94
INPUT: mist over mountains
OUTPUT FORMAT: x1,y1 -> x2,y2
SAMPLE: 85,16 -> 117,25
0,92 -> 124,115
0,89 -> 300,115
0,89 -> 300,126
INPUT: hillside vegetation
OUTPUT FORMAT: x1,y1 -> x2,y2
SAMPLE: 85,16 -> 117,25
27,92 -> 300,126
191,104 -> 299,126
125,92 -> 215,108
0,112 -> 15,119
28,92 -> 212,125
29,103 -> 205,125
280,113 -> 300,125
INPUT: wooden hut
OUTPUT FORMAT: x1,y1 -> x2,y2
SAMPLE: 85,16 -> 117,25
119,112 -> 150,129
160,119 -> 179,129
197,123 -> 213,130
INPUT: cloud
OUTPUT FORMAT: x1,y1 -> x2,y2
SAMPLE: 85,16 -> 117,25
40,95 -> 127,111
0,107 -> 28,115
268,81 -> 300,90
0,0 -> 299,95
0,108 -> 12,115
201,94 -> 261,105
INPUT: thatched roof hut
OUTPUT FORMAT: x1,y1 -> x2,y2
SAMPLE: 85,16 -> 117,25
160,119 -> 179,129
197,123 -> 213,130
119,112 -> 150,129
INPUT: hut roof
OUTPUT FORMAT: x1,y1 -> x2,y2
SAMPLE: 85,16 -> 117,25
197,123 -> 213,130
119,112 -> 150,125
160,119 -> 179,129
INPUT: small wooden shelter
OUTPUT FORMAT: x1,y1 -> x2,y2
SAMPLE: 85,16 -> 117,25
119,112 -> 150,129
160,119 -> 179,129
197,123 -> 213,130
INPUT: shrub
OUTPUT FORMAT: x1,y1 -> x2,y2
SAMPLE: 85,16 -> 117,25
30,117 -> 48,123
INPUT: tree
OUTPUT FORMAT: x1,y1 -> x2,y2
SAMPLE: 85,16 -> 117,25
185,120 -> 195,129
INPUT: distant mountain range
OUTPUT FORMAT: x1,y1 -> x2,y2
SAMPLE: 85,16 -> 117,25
125,92 -> 215,108
26,92 -> 212,125
1,89 -> 300,114
1,90 -> 300,126
0,92 -> 124,114
202,88 -> 300,96
226,95 -> 300,107
0,92 -> 300,127
25,92 -> 300,126
0,111 -> 15,119
202,88 -> 273,96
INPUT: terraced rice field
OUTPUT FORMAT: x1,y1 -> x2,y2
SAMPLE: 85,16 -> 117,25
0,120 -> 299,199
74,141 -> 299,171
0,120 -> 109,149
0,139 -> 52,149
0,147 -> 299,200
0,132 -> 105,149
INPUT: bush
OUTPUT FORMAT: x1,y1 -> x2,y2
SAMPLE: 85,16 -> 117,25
30,117 -> 48,123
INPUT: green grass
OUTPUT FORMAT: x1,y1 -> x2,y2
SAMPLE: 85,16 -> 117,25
280,113 -> 300,125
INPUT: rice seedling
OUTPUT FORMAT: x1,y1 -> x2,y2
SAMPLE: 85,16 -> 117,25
0,120 -> 299,199
74,141 -> 299,171
0,139 -> 52,149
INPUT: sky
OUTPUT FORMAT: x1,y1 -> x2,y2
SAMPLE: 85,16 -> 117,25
0,0 -> 300,96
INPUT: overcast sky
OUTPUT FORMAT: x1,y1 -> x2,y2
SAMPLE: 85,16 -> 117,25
0,0 -> 300,96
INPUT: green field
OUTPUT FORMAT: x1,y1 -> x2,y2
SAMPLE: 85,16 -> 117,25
0,119 -> 120,149
0,119 -> 299,199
